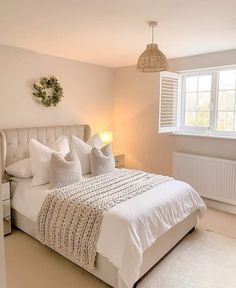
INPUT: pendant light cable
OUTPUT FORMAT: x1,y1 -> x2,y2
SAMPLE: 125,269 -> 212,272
151,25 -> 154,44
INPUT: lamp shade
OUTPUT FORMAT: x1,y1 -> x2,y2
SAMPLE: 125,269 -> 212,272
137,43 -> 168,72
100,131 -> 113,144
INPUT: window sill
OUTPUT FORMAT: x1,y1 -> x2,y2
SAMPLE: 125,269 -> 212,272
173,132 -> 236,140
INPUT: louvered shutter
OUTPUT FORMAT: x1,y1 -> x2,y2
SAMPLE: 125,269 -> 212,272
159,71 -> 181,133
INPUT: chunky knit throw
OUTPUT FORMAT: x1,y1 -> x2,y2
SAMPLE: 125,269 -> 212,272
37,169 -> 172,269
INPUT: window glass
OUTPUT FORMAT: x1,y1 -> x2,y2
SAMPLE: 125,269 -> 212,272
216,70 -> 236,132
185,93 -> 197,109
196,111 -> 210,127
218,91 -> 235,111
198,92 -> 211,110
185,112 -> 196,126
184,74 -> 212,128
198,75 -> 212,91
219,71 -> 236,90
217,112 -> 234,131
186,77 -> 198,92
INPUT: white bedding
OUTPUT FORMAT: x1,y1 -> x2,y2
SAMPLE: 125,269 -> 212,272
11,173 -> 206,288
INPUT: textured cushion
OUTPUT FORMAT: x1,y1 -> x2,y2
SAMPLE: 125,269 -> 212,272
90,144 -> 115,176
49,151 -> 82,190
87,134 -> 103,149
5,158 -> 32,178
30,136 -> 70,187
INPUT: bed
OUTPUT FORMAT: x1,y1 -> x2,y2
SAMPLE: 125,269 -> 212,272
0,125 -> 206,288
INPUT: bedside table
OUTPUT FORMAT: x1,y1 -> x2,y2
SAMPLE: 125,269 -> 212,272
2,182 -> 11,236
114,154 -> 125,168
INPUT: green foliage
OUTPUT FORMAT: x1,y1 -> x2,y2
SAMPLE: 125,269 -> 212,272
33,76 -> 64,107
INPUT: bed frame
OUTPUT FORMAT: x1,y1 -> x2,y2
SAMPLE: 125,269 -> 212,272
0,125 -> 197,288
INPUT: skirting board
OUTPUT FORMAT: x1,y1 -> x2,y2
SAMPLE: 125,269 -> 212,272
203,197 -> 236,215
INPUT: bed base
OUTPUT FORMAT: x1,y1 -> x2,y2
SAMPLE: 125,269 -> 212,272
188,226 -> 195,234
12,209 -> 197,288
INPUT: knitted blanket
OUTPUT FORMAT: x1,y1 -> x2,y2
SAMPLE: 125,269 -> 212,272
37,169 -> 172,269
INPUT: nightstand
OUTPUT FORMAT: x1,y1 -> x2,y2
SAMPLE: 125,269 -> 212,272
2,182 -> 11,236
114,154 -> 125,168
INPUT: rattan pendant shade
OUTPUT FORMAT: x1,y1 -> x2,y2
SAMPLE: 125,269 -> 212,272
137,22 -> 168,73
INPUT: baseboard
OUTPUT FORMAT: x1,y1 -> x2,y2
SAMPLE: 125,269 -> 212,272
203,197 -> 236,215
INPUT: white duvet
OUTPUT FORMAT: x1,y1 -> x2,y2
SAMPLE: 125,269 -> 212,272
11,174 -> 206,288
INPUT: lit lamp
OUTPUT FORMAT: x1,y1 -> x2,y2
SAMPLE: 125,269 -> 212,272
100,131 -> 113,144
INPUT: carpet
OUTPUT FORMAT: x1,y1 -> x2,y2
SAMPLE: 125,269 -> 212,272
138,230 -> 236,288
5,229 -> 236,288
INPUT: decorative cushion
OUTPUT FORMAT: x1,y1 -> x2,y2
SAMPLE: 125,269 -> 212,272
29,136 -> 70,187
90,144 -> 115,176
5,158 -> 32,178
49,151 -> 82,190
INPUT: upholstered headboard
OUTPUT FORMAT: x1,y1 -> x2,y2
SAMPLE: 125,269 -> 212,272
0,125 -> 91,178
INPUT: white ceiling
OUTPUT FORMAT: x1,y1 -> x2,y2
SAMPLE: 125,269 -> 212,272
1,0 -> 236,67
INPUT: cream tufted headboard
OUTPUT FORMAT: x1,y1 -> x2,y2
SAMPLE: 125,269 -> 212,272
0,125 -> 91,178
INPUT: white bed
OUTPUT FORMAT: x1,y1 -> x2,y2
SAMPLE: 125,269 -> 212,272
0,125 -> 206,288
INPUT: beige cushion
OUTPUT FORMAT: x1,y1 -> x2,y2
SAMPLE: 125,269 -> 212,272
49,150 -> 82,190
90,144 -> 115,176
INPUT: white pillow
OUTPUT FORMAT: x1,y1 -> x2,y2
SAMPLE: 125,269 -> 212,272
71,136 -> 92,175
30,137 -> 70,187
87,134 -> 103,149
71,134 -> 103,175
48,137 -> 70,156
5,158 -> 32,178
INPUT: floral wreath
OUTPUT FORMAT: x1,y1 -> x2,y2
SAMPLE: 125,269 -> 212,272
33,76 -> 64,107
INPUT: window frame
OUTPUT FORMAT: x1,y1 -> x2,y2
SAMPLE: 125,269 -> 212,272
179,66 -> 236,138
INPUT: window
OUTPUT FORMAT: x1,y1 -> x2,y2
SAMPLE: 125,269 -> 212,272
159,67 -> 236,137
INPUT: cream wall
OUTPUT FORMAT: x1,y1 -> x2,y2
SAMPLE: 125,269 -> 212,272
0,44 -> 114,134
1,44 -> 236,177
0,175 -> 6,288
113,49 -> 236,176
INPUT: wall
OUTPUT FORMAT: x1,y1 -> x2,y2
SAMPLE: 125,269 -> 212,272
1,44 -> 236,177
113,49 -> 236,176
0,174 -> 6,288
0,44 -> 114,134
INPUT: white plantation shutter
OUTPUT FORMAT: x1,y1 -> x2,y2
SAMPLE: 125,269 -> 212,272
159,71 -> 181,133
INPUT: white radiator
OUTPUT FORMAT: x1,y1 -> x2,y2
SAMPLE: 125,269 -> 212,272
173,152 -> 236,205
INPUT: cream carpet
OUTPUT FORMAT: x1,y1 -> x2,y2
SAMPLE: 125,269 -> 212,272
5,229 -> 236,288
138,230 -> 236,288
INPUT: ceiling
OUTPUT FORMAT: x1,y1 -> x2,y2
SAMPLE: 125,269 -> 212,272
1,0 -> 236,67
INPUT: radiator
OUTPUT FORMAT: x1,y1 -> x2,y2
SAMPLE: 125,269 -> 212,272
173,152 -> 236,205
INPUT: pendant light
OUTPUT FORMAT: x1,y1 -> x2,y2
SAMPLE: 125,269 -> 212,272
137,21 -> 168,72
